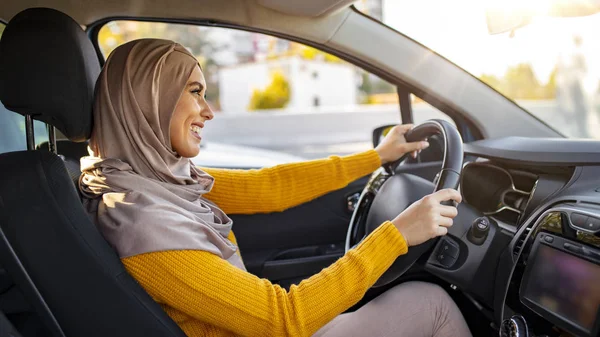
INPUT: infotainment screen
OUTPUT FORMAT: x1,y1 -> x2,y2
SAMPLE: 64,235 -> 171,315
522,244 -> 600,332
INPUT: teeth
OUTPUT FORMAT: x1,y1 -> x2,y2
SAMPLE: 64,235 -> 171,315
190,125 -> 202,135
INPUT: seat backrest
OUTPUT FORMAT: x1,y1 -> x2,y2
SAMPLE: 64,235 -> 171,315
0,8 -> 186,337
38,139 -> 89,187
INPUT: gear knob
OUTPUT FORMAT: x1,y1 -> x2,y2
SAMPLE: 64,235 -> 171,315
468,216 -> 490,245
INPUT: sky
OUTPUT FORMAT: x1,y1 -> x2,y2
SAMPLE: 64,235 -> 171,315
380,0 -> 600,88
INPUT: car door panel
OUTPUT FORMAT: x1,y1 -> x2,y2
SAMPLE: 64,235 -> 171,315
231,161 -> 443,286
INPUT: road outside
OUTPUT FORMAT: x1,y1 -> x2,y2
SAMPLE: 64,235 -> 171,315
202,100 -> 599,160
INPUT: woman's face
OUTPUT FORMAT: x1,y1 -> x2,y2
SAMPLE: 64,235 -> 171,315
170,65 -> 214,158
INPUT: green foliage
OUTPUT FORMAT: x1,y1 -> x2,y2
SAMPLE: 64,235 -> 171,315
479,63 -> 556,100
371,78 -> 395,94
358,72 -> 396,105
248,71 -> 291,110
359,72 -> 373,95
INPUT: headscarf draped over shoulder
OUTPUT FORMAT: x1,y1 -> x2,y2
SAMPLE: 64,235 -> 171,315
80,39 -> 244,270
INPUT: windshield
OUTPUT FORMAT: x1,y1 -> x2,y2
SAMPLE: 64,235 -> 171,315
356,0 -> 600,139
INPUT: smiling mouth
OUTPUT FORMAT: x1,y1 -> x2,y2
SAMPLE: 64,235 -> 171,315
190,124 -> 202,140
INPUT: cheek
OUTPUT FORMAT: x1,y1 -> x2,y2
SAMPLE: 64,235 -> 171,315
170,96 -> 202,148
190,98 -> 202,113
179,98 -> 200,121
173,101 -> 191,128
170,113 -> 186,146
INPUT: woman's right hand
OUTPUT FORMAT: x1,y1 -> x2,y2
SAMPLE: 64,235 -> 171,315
391,189 -> 462,246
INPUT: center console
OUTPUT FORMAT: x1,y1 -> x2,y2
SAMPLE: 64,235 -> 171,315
503,205 -> 600,337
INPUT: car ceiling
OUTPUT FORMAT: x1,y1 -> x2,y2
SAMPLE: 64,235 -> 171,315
257,0 -> 357,17
0,0 -> 356,46
0,0 -> 355,29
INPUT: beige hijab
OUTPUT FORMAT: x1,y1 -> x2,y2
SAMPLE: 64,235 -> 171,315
79,39 -> 244,270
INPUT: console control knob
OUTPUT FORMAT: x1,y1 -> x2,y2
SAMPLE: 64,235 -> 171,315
468,216 -> 490,245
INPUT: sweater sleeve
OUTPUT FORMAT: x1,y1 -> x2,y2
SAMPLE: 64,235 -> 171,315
201,150 -> 382,214
122,221 -> 407,337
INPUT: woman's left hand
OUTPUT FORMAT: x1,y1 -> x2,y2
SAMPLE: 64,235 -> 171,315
375,124 -> 430,165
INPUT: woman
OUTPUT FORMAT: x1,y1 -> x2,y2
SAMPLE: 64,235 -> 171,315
80,39 -> 471,337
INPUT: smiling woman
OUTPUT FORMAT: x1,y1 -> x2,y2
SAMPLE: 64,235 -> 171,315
71,34 -> 471,336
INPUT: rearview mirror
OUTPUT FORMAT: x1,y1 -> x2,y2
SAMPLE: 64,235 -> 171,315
372,124 -> 397,148
486,0 -> 600,35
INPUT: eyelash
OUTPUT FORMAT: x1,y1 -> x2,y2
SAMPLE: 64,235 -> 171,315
191,89 -> 206,99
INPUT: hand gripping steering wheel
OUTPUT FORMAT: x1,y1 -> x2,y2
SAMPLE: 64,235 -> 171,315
345,119 -> 463,287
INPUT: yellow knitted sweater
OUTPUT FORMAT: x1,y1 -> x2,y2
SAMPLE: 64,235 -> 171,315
122,150 -> 409,336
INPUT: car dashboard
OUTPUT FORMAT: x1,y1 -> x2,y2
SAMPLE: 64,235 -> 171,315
424,136 -> 600,337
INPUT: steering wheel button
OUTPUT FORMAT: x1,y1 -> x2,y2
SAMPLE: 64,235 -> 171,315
448,245 -> 459,258
438,238 -> 459,258
447,243 -> 459,258
436,252 -> 457,268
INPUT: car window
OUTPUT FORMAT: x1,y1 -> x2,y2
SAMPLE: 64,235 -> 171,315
98,21 -> 453,164
0,22 -> 49,154
357,1 -> 600,139
411,95 -> 455,126
0,103 -> 50,154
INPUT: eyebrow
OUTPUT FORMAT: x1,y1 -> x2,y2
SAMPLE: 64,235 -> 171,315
187,81 -> 204,91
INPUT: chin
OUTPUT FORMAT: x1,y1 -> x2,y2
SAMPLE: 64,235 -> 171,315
184,146 -> 201,158
173,146 -> 200,158
181,151 -> 200,158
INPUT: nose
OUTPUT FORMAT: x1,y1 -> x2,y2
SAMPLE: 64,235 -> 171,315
201,103 -> 214,121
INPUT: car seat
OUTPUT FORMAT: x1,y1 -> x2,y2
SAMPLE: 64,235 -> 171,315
0,8 -> 187,337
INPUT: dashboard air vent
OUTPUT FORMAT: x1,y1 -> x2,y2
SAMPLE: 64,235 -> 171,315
512,224 -> 532,259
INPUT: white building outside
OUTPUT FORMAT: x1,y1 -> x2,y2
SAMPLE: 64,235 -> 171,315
218,56 -> 357,114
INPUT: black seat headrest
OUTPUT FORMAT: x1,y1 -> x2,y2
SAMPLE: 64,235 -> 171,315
0,8 -> 100,142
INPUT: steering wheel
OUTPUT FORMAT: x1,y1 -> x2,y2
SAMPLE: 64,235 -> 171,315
345,119 -> 464,287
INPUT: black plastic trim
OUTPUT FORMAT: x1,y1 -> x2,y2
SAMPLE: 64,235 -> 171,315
464,137 -> 600,166
397,86 -> 413,124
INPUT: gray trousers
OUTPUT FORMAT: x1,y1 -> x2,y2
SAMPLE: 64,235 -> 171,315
314,281 -> 472,337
